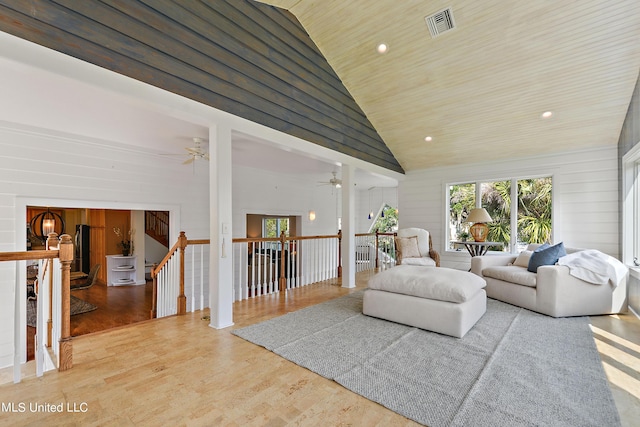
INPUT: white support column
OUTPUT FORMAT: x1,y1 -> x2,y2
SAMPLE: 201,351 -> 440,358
209,124 -> 234,329
341,164 -> 356,288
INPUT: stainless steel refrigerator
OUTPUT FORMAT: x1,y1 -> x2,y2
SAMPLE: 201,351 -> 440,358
74,224 -> 90,274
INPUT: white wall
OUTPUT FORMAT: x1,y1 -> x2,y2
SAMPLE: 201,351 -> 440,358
232,167 -> 399,238
0,123 -> 210,368
356,187 -> 398,234
232,165 -> 342,238
399,147 -> 619,270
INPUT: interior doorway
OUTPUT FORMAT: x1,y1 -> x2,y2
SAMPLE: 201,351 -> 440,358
25,207 -> 170,360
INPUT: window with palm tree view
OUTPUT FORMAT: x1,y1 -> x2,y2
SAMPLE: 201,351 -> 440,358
448,177 -> 552,252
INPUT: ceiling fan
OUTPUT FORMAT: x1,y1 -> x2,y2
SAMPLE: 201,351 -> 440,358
182,137 -> 209,165
317,171 -> 342,188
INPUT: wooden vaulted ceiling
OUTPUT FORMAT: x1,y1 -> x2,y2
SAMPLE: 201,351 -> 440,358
259,0 -> 640,170
0,0 -> 403,173
1,1 -> 639,173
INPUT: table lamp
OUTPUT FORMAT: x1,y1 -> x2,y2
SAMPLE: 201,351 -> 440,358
467,208 -> 493,242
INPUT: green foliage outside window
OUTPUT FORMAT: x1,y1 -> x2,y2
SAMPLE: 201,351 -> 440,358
449,177 -> 552,250
371,204 -> 398,233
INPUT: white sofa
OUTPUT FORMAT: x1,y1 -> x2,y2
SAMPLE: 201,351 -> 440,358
470,244 -> 628,317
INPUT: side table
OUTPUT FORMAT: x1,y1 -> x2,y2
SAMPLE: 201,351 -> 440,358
452,241 -> 503,257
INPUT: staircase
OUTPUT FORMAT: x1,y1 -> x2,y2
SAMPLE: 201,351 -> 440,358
145,211 -> 169,247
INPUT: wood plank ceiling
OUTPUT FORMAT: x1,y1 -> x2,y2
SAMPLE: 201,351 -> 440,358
259,0 -> 640,171
0,0 -> 403,173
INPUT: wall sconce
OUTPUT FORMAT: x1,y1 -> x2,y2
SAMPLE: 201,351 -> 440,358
309,210 -> 316,221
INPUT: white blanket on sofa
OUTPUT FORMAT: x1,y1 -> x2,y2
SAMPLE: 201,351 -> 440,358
557,250 -> 628,287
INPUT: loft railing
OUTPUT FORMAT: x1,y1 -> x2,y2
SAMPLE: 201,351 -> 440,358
145,211 -> 169,247
232,232 -> 342,300
150,230 -> 397,316
0,233 -> 73,383
150,232 -> 209,318
355,231 -> 397,272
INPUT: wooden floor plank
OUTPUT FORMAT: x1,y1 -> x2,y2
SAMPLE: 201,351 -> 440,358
3,269 -> 639,426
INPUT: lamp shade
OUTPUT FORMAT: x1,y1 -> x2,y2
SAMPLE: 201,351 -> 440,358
466,208 -> 493,223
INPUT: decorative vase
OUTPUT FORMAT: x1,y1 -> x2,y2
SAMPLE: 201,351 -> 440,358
122,249 -> 130,257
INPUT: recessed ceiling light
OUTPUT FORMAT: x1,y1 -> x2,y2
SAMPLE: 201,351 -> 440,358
425,136 -> 433,142
376,43 -> 388,54
541,111 -> 553,118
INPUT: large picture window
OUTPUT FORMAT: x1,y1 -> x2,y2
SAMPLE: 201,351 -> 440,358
448,176 -> 552,252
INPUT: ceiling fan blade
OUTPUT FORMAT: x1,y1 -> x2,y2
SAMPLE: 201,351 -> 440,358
202,153 -> 210,161
185,147 -> 200,154
183,157 -> 195,165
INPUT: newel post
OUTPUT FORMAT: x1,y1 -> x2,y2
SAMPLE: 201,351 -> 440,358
375,229 -> 380,268
57,233 -> 74,371
177,231 -> 187,315
337,230 -> 342,278
279,231 -> 286,292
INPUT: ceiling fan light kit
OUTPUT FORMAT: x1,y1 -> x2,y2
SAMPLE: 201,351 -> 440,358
317,172 -> 342,188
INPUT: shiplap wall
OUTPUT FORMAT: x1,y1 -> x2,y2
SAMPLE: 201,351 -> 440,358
0,123 -> 210,368
399,147 -> 620,271
0,0 -> 402,173
356,187 -> 398,234
232,165 -> 342,238
232,167 -> 398,237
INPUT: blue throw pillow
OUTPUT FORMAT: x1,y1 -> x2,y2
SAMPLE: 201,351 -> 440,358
527,242 -> 566,273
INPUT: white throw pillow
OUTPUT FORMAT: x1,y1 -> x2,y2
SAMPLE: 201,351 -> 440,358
396,236 -> 421,258
513,250 -> 533,268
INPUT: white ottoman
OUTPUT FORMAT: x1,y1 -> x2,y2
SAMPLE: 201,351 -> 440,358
363,265 -> 487,338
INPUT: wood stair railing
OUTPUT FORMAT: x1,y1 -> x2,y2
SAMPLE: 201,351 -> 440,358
145,211 -> 169,247
0,233 -> 74,382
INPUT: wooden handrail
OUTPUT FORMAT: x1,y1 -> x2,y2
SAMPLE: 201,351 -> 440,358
187,239 -> 210,245
151,240 -> 181,277
150,232 -> 209,318
0,249 -> 59,262
232,234 -> 339,244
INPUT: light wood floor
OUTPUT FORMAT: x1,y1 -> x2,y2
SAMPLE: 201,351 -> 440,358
2,270 -> 639,426
27,279 -> 153,361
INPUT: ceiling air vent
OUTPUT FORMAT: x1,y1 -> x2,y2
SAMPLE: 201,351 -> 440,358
425,7 -> 456,38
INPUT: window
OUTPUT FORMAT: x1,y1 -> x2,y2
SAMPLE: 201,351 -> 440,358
369,204 -> 398,233
262,218 -> 289,238
448,183 -> 475,249
448,177 -> 552,253
623,144 -> 640,266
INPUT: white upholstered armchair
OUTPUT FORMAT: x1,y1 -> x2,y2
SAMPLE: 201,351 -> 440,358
395,228 -> 440,267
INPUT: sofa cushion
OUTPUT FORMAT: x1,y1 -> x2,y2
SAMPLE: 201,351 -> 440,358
396,236 -> 421,258
483,266 -> 537,287
527,242 -> 566,273
368,265 -> 486,303
513,250 -> 533,267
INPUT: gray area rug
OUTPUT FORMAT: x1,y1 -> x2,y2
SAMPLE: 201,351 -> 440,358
233,291 -> 620,427
27,295 -> 97,328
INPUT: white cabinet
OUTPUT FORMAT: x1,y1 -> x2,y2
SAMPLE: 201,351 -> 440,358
106,255 -> 137,286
